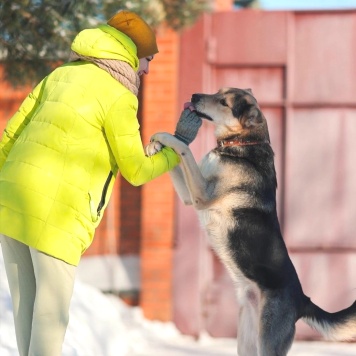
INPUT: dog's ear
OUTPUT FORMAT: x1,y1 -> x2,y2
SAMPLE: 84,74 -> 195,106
244,108 -> 263,128
245,88 -> 253,94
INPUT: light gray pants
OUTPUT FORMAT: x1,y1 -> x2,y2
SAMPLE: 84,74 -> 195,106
0,234 -> 76,356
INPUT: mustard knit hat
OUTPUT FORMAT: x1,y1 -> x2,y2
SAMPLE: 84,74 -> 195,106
107,10 -> 159,58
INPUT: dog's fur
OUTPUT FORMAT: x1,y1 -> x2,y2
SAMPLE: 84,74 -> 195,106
145,88 -> 356,355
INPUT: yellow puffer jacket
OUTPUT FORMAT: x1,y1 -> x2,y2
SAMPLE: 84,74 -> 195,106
0,25 -> 180,265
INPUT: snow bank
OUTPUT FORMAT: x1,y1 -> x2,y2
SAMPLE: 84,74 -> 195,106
0,248 -> 236,356
2,248 -> 356,355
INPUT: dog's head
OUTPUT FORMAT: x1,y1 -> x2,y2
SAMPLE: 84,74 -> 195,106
191,87 -> 270,142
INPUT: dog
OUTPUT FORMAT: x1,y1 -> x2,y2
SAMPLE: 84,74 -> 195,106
145,88 -> 356,355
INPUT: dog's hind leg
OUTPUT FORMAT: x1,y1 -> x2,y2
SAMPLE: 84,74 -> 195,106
258,294 -> 296,356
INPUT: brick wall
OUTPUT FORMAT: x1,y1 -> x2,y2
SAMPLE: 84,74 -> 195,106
0,29 -> 179,318
119,179 -> 142,255
140,27 -> 179,321
84,179 -> 121,255
0,67 -> 31,132
85,88 -> 145,258
84,26 -> 180,319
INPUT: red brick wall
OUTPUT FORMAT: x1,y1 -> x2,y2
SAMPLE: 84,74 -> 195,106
140,27 -> 179,321
117,85 -> 145,256
0,24 -> 182,323
0,67 -> 31,132
85,88 -> 145,257
119,179 -> 142,255
84,179 -> 121,255
84,26 -> 180,320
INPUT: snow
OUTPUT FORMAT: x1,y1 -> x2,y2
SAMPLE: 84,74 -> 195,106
1,249 -> 356,355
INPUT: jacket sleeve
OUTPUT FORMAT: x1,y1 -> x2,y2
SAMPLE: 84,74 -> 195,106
104,92 -> 180,186
0,79 -> 45,170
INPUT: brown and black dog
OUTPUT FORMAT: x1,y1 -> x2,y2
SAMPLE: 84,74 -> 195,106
145,88 -> 356,355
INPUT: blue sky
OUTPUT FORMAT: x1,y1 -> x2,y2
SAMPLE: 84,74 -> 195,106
259,0 -> 356,10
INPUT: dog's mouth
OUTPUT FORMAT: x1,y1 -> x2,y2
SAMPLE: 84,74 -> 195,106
195,110 -> 213,121
189,99 -> 213,121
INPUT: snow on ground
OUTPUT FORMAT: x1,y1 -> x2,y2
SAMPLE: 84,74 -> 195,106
1,249 -> 356,355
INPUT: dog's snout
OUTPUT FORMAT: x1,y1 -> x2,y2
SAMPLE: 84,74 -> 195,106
191,94 -> 203,104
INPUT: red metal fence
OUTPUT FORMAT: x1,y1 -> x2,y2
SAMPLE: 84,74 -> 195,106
175,9 -> 356,339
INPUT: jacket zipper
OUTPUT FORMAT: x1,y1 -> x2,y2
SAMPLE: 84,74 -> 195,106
97,171 -> 113,218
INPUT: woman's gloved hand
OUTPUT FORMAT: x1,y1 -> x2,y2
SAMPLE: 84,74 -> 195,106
173,104 -> 202,145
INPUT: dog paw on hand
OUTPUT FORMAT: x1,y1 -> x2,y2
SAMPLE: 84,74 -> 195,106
145,141 -> 163,157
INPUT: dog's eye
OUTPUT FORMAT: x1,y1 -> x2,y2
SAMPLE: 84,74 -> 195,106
220,99 -> 228,107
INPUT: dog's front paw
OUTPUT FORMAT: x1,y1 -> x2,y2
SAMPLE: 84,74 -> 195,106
151,132 -> 185,150
145,141 -> 163,157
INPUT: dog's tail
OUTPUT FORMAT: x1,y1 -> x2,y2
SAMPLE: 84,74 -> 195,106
302,298 -> 356,341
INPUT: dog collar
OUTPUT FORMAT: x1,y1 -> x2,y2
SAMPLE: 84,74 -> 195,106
217,139 -> 269,148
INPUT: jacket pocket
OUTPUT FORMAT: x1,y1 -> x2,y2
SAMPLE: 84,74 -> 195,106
89,171 -> 113,223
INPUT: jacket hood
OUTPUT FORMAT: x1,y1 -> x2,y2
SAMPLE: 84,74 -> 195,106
70,24 -> 139,70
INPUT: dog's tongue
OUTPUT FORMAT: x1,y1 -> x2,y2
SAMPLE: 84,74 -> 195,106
184,102 -> 196,112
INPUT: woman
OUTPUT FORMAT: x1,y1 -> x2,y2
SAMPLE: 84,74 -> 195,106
0,10 -> 201,356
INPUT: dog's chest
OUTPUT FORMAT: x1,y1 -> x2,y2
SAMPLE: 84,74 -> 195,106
198,151 -> 246,278
199,151 -> 235,191
199,151 -> 249,198
199,151 -> 221,181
